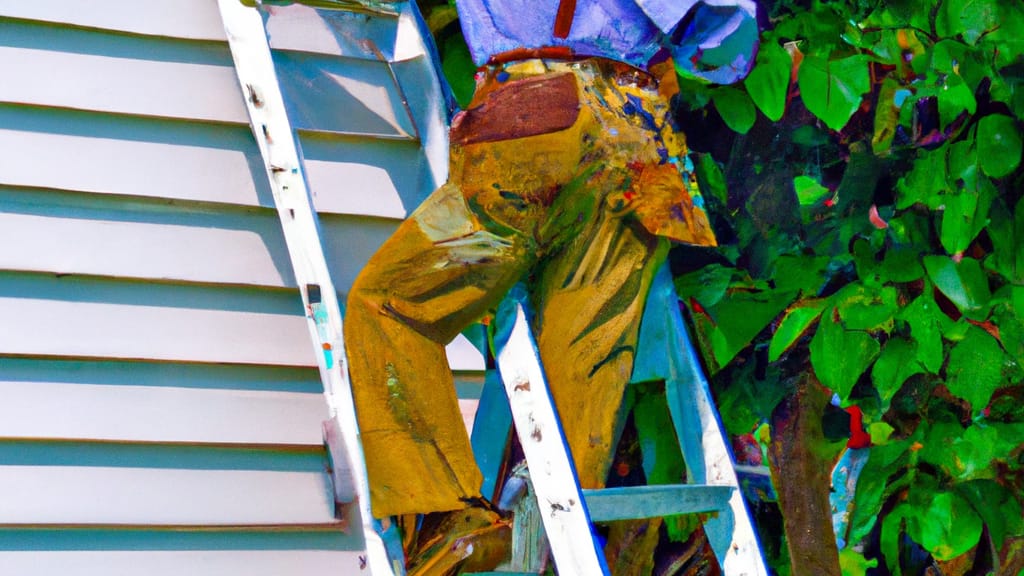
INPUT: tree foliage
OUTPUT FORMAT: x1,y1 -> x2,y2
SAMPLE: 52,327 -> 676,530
421,0 -> 1024,572
670,0 -> 1024,572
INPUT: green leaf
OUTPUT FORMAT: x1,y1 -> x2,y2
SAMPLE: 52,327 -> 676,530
957,479 -> 1024,548
693,153 -> 727,206
632,384 -> 693,543
982,3 -> 1024,67
923,255 -> 992,316
940,165 -> 996,254
936,74 -> 977,129
838,285 -> 899,333
440,33 -> 477,109
896,147 -> 948,209
772,255 -> 830,294
869,421 -> 895,445
848,439 -> 911,544
768,299 -> 825,361
906,491 -> 983,561
797,54 -> 871,131
839,548 -> 878,576
879,246 -> 924,283
674,264 -> 733,308
946,325 -> 1005,412
688,303 -> 721,373
881,504 -> 909,576
900,294 -> 943,373
715,365 -> 790,436
810,308 -> 881,401
871,338 -> 924,408
793,175 -> 830,206
712,86 -> 756,134
872,76 -> 902,155
745,41 -> 791,122
949,423 -> 1000,480
710,290 -> 796,368
919,419 -> 967,473
993,290 -> 1024,364
987,198 -> 1024,283
978,114 -> 1023,178
937,0 -> 1000,44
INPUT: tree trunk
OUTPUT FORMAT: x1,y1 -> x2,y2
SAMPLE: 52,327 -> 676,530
768,373 -> 842,576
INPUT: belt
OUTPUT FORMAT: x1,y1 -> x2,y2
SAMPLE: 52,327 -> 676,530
482,53 -> 657,93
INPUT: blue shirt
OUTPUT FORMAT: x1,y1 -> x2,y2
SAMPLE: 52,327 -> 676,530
457,0 -> 759,84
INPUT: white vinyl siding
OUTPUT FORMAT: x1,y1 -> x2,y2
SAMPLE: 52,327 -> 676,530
0,1 -> 479,571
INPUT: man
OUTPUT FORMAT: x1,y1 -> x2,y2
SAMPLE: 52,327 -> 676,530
345,0 -> 758,572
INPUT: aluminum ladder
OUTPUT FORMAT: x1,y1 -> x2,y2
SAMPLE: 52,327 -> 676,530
220,2 -> 767,573
470,263 -> 770,576
218,2 -> 398,574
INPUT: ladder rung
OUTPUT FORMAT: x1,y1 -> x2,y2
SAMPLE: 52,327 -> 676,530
466,569 -> 540,573
582,484 -> 734,522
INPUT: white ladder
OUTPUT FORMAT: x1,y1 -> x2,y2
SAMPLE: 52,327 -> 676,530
479,263 -> 770,575
218,2 -> 396,575
220,3 -> 768,574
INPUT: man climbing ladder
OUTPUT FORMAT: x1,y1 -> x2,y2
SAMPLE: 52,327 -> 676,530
344,0 -> 760,572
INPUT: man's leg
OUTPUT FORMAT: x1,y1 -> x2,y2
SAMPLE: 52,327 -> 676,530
532,212 -> 669,490
345,181 -> 535,518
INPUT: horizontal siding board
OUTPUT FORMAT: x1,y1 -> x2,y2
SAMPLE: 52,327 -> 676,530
0,441 -> 325,472
0,438 -> 323,471
0,360 -> 483,398
0,206 -> 296,288
275,50 -> 414,138
0,0 -> 229,41
0,527 -> 359,551
0,294 -> 313,366
0,15 -> 233,65
0,359 -> 322,393
0,466 -> 335,525
0,106 -> 272,209
0,46 -> 249,123
264,3 -> 398,59
0,106 -> 422,217
0,382 -> 326,445
0,17 -> 415,133
303,133 -> 436,220
302,134 -> 426,219
0,19 -> 413,132
0,0 -> 401,62
392,55 -> 451,189
459,399 -> 479,436
0,550 -> 365,575
0,272 -> 312,366
0,272 -> 485,370
319,213 -> 403,292
0,187 -> 402,291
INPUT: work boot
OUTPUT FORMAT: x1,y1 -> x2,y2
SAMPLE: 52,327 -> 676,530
406,504 -> 511,576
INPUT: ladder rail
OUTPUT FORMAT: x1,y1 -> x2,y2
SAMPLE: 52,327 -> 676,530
634,264 -> 770,576
492,290 -> 611,576
484,263 -> 770,576
217,2 -> 395,574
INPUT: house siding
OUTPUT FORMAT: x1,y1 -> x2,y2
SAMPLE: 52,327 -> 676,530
0,2 -> 479,572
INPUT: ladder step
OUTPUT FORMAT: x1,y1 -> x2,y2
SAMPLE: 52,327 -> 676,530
582,485 -> 734,522
466,569 -> 540,573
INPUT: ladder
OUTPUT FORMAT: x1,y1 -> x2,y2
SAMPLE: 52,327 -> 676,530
220,2 -> 768,574
218,2 -> 397,575
471,263 -> 770,576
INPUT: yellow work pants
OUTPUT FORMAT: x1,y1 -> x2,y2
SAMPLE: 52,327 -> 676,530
345,58 -> 714,518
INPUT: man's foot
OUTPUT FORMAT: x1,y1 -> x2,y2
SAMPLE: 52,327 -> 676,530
406,505 -> 511,576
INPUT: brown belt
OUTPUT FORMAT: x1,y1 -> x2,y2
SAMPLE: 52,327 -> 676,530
487,46 -> 576,65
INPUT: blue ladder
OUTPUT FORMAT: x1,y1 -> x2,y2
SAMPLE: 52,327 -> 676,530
469,263 -> 769,575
